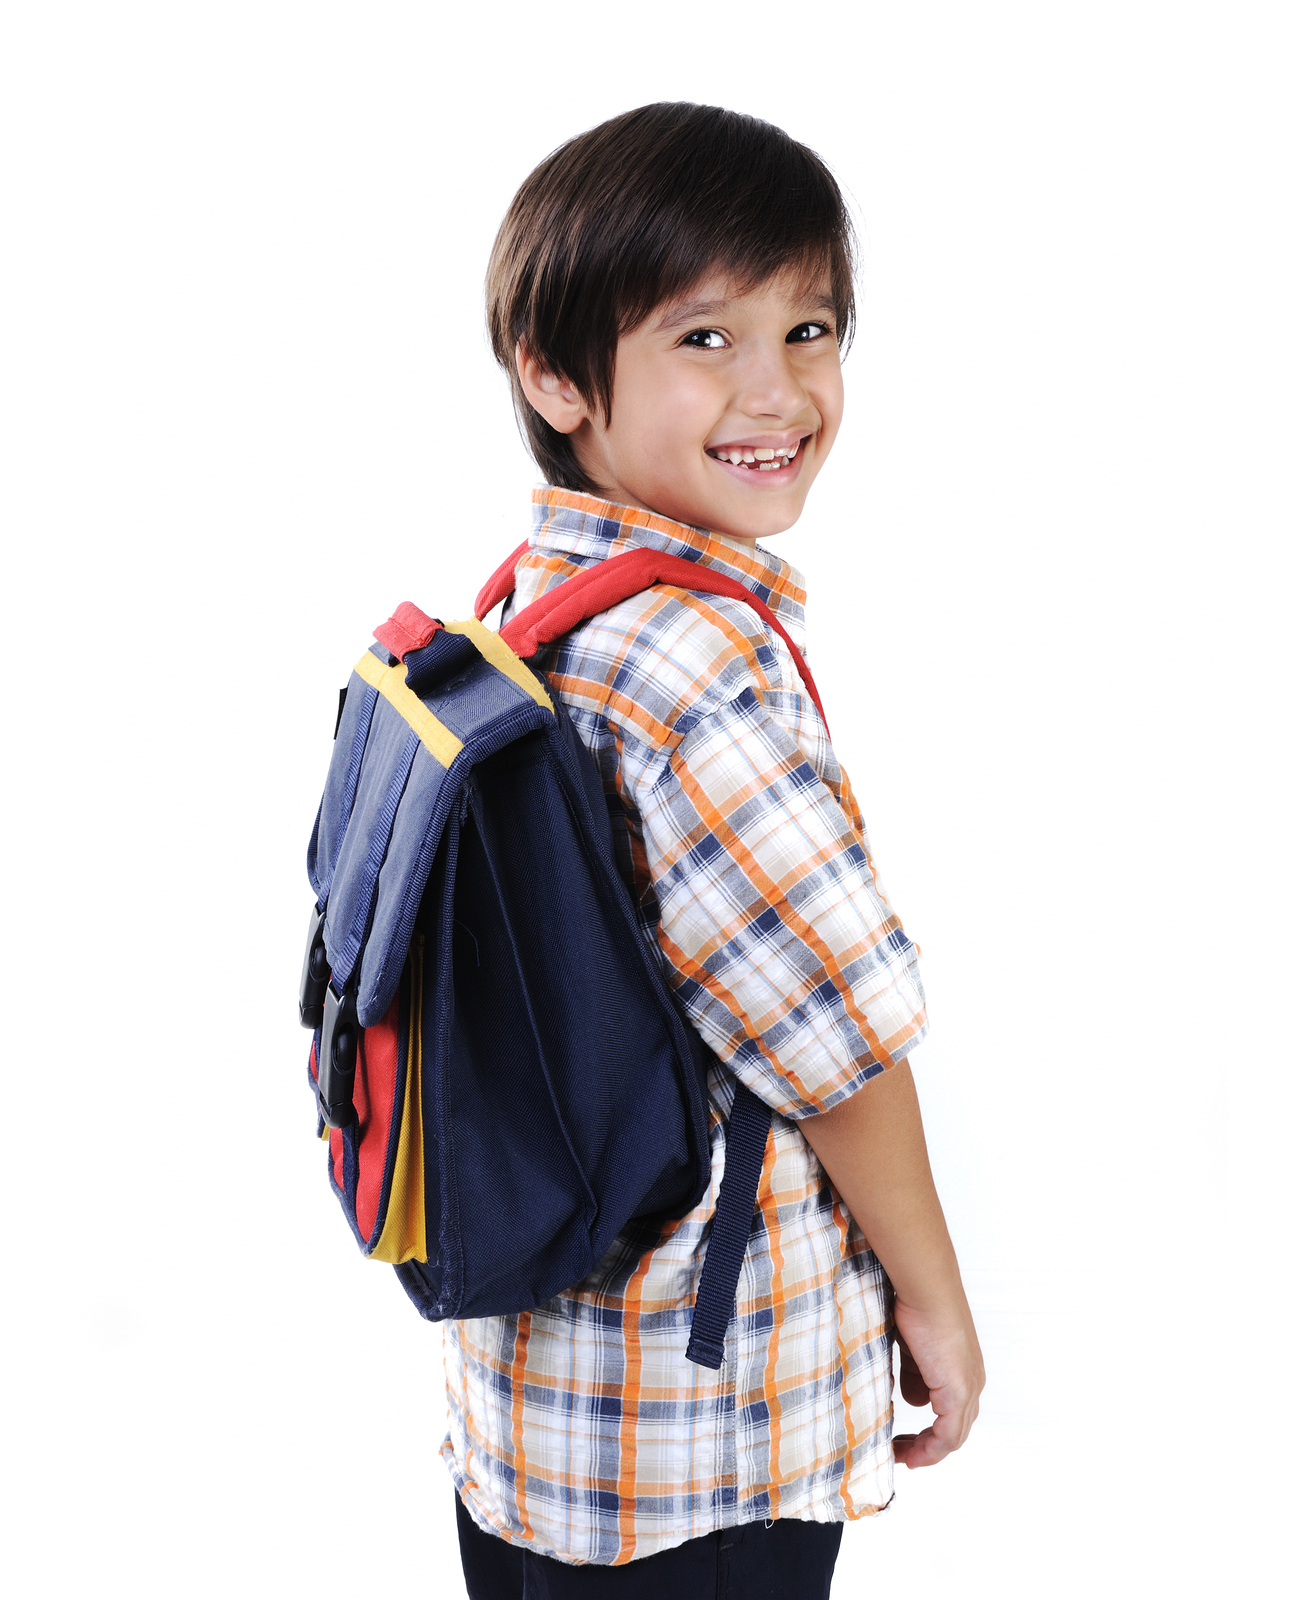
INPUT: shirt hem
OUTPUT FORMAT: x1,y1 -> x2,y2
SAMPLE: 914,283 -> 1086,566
444,1436 -> 896,1568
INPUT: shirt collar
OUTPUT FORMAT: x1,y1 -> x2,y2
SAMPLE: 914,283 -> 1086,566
528,487 -> 808,642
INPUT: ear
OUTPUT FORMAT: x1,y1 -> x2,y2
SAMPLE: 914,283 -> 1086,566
515,344 -> 590,434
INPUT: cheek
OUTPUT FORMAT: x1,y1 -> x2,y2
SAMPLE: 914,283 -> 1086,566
631,384 -> 723,472
663,370 -> 726,435
812,365 -> 844,460
609,362 -> 720,470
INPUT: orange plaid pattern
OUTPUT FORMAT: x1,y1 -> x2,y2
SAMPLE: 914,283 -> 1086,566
443,490 -> 928,1564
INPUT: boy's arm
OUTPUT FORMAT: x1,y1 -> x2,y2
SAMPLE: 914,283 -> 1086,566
800,1061 -> 985,1468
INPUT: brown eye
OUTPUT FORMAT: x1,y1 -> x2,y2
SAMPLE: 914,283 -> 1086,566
787,321 -> 830,343
682,328 -> 728,349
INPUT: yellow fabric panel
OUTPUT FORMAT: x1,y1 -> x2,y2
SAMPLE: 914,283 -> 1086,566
444,617 -> 554,712
371,940 -> 427,1264
353,651 -> 464,767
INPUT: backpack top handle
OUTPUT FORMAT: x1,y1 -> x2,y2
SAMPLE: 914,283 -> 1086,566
476,542 -> 830,736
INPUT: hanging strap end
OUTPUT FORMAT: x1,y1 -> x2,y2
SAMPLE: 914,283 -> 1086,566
685,1336 -> 726,1370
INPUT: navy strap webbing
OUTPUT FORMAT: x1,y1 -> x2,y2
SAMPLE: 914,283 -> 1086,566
685,1086 -> 774,1368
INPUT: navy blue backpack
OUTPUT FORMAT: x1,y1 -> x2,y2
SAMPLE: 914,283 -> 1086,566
299,548 -> 830,1367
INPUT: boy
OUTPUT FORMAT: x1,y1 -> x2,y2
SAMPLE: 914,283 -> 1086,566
449,103 -> 983,1598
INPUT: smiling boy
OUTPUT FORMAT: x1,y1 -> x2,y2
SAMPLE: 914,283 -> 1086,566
449,104 -> 984,1599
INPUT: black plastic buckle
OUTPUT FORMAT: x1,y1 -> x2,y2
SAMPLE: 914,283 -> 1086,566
317,983 -> 359,1129
299,907 -> 331,1029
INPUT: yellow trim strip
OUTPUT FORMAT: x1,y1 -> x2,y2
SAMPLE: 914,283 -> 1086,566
444,617 -> 554,712
353,651 -> 464,767
372,939 -> 427,1264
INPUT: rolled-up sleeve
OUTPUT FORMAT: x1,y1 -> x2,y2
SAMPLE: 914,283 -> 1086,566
636,683 -> 928,1119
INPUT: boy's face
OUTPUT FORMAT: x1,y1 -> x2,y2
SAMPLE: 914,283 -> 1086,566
533,270 -> 844,545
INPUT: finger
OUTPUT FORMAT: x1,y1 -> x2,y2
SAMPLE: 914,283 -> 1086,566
896,1342 -> 931,1408
893,1421 -> 954,1469
893,1391 -> 980,1468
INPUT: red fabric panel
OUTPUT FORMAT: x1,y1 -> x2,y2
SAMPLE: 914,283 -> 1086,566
351,997 -> 401,1244
496,548 -> 830,734
374,602 -> 440,661
474,541 -> 530,621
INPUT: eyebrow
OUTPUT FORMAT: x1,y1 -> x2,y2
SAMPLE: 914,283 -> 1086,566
653,298 -> 733,331
653,289 -> 837,332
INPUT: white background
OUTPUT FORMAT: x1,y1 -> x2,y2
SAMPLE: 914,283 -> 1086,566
2,4 -> 1308,1596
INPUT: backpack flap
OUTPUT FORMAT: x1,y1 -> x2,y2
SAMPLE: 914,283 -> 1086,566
309,618 -> 557,1031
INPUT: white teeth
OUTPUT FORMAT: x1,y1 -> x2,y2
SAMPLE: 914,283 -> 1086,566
714,443 -> 802,469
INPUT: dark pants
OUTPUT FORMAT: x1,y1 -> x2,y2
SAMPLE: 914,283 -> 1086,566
455,1491 -> 844,1600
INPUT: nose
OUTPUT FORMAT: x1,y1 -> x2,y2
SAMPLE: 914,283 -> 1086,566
736,338 -> 810,421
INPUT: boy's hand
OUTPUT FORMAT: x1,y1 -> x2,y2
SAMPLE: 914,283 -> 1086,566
799,1060 -> 985,1469
892,1295 -> 984,1468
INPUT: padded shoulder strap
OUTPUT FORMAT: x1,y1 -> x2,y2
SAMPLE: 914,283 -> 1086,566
478,545 -> 829,735
474,542 -> 529,623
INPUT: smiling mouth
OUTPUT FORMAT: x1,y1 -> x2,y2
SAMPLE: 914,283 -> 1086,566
705,438 -> 807,471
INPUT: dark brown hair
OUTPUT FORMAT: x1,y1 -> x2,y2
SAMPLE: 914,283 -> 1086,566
486,102 -> 857,493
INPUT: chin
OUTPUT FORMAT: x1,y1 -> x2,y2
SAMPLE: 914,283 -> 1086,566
724,503 -> 804,542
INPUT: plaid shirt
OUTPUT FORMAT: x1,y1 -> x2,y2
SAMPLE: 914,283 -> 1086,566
443,489 -> 928,1565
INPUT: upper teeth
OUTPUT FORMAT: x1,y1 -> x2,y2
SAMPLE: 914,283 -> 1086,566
713,444 -> 800,468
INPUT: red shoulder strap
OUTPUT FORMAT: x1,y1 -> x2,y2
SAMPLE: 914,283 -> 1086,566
474,542 -> 529,623
476,545 -> 829,735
